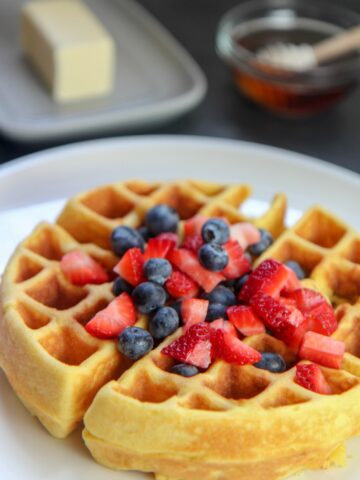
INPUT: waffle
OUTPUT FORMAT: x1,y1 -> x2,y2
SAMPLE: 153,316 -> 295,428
0,180 -> 285,439
82,204 -> 360,480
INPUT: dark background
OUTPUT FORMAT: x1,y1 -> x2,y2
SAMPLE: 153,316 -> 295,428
1,0 -> 359,172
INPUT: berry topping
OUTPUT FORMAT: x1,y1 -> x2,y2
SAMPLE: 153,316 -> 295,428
143,258 -> 172,285
254,352 -> 287,373
161,322 -> 213,369
170,300 -> 183,322
143,237 -> 175,261
181,298 -> 209,332
111,226 -> 145,257
114,248 -> 145,286
118,326 -> 154,360
230,223 -> 261,249
85,293 -> 136,339
165,270 -> 199,299
184,214 -> 207,237
213,329 -> 262,366
112,277 -> 133,296
171,363 -> 199,377
227,305 -> 265,336
198,244 -> 229,272
168,248 -> 225,293
145,204 -> 179,236
206,303 -> 228,322
155,232 -> 179,247
234,273 -> 251,295
149,307 -> 179,339
239,259 -> 292,303
183,233 -> 203,254
201,218 -> 230,244
209,318 -> 237,336
299,331 -> 345,369
248,228 -> 273,256
131,281 -> 167,314
60,250 -> 109,286
251,293 -> 307,350
137,226 -> 150,242
222,240 -> 251,279
201,285 -> 236,306
295,363 -> 331,394
284,260 -> 306,280
285,288 -> 337,336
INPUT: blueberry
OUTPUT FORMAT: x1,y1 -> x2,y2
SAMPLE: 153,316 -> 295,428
144,258 -> 172,285
201,219 -> 230,245
145,204 -> 179,236
118,327 -> 154,360
220,279 -> 236,290
137,226 -> 150,242
111,226 -> 144,257
112,277 -> 133,296
285,260 -> 306,280
170,300 -> 183,323
171,363 -> 199,377
132,282 -> 167,314
248,229 -> 273,256
254,352 -> 287,373
201,286 -> 236,306
149,307 -> 179,339
198,244 -> 229,271
234,273 -> 251,295
206,303 -> 228,322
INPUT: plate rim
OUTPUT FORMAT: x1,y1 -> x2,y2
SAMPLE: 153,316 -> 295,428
0,0 -> 207,141
0,134 -> 359,187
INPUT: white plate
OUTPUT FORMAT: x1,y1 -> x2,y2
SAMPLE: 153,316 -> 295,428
0,135 -> 359,480
0,0 -> 206,141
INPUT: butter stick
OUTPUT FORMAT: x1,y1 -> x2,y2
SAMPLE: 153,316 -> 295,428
21,0 -> 115,102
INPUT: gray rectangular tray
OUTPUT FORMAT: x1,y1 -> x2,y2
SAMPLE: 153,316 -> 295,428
0,0 -> 207,141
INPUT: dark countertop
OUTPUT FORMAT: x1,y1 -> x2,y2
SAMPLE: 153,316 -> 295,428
1,0 -> 359,173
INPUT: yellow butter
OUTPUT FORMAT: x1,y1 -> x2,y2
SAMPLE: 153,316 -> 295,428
21,0 -> 115,102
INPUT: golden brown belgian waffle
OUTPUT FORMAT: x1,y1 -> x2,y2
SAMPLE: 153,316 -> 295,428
0,180 -> 286,438
82,204 -> 360,480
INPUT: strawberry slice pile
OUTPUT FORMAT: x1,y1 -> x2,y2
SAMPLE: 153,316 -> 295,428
162,321 -> 261,369
60,208 -> 345,395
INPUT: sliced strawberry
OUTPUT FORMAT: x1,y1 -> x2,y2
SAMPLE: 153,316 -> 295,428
181,298 -> 209,332
114,247 -> 145,286
239,259 -> 291,303
215,330 -> 261,365
295,363 -> 332,394
278,297 -> 297,308
305,302 -> 337,336
155,232 -> 179,247
184,214 -> 207,237
227,305 -> 265,336
209,318 -> 237,337
182,233 -> 203,254
85,293 -> 136,339
230,223 -> 261,249
285,288 -> 337,336
285,288 -> 324,311
165,270 -> 199,299
143,238 -> 175,261
161,322 -> 212,369
60,250 -> 109,286
251,293 -> 307,351
168,248 -> 225,293
222,240 -> 251,279
282,265 -> 301,294
299,331 -> 345,369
